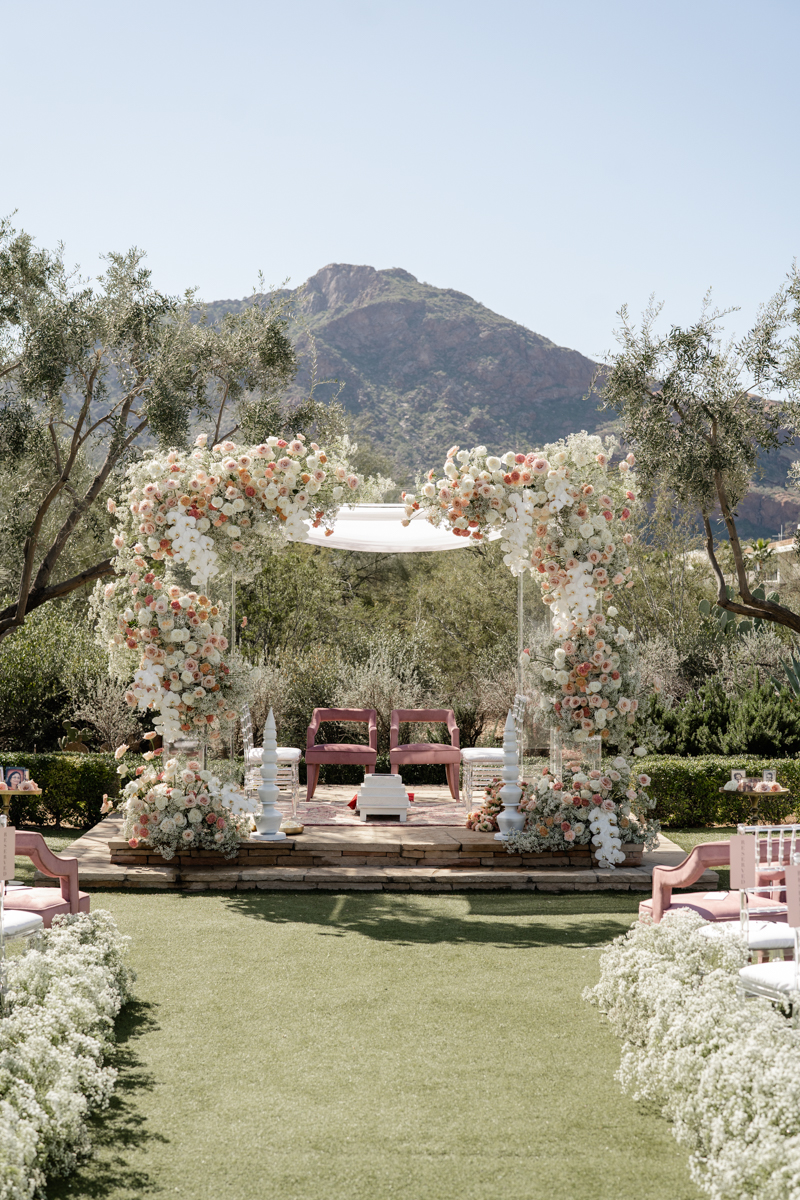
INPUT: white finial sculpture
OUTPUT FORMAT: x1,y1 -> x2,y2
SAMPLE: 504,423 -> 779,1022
251,708 -> 286,841
495,710 -> 526,841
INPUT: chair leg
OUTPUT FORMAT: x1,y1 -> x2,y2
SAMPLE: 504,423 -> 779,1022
464,762 -> 472,812
306,764 -> 320,803
446,762 -> 459,802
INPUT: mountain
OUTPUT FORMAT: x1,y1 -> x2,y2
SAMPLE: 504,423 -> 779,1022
206,265 -> 800,539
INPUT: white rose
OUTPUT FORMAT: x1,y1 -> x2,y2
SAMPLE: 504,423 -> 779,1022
579,523 -> 594,539
556,670 -> 570,685
541,667 -> 555,682
553,649 -> 566,667
486,457 -> 501,471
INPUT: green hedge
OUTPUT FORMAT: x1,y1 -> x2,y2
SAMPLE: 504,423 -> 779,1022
637,755 -> 800,828
0,753 -> 120,829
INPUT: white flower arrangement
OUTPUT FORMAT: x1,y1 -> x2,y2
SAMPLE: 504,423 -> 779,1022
585,909 -> 800,1200
104,749 -> 250,859
0,910 -> 134,1199
502,757 -> 658,866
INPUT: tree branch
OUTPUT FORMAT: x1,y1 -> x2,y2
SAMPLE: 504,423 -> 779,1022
213,381 -> 231,444
0,557 -> 115,639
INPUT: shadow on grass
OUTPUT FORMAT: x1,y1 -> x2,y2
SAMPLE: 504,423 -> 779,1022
218,890 -> 641,949
46,999 -> 167,1200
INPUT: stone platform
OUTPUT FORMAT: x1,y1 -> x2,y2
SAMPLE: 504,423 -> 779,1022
34,812 -> 720,894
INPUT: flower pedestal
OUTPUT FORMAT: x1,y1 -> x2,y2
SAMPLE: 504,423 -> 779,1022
251,709 -> 286,842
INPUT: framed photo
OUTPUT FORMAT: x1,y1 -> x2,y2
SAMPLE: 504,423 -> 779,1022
762,769 -> 777,783
730,770 -> 746,783
2,767 -> 25,791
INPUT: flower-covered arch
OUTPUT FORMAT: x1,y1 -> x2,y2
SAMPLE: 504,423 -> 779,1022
96,432 -> 365,749
411,432 -> 657,866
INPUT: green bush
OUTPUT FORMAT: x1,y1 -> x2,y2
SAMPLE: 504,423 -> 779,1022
0,600 -> 107,751
650,680 -> 800,757
637,754 -> 800,828
0,753 -> 120,828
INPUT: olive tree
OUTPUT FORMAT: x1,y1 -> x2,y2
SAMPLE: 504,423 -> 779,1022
0,218 -> 331,642
599,270 -> 800,633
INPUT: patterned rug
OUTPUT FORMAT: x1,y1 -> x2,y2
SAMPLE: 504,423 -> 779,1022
275,796 -> 469,828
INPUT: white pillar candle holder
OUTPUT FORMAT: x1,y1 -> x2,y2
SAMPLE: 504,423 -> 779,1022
251,708 -> 286,841
495,710 -> 526,841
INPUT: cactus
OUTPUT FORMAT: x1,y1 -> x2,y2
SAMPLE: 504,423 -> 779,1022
698,585 -> 779,641
58,720 -> 93,751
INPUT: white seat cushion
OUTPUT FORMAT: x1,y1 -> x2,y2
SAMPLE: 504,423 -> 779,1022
2,910 -> 44,939
699,919 -> 796,951
739,961 -> 800,994
247,747 -> 301,764
461,748 -> 505,762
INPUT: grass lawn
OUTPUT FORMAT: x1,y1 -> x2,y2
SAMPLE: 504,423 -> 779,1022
45,890 -> 702,1200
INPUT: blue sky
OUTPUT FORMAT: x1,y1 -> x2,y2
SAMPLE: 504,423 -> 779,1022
3,0 -> 798,360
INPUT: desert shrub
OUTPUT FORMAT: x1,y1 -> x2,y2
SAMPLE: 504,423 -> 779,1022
650,679 -> 800,757
0,602 -> 106,751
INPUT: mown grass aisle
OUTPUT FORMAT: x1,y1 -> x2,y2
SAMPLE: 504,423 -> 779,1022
48,892 -> 701,1200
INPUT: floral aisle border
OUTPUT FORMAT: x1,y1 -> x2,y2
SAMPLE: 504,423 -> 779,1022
0,911 -> 134,1200
411,432 -> 658,866
586,910 -> 800,1200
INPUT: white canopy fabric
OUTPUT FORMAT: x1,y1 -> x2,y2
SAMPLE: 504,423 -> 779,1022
300,504 -> 502,554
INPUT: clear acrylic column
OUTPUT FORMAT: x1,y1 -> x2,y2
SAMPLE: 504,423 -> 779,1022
251,708 -> 286,841
495,710 -> 527,841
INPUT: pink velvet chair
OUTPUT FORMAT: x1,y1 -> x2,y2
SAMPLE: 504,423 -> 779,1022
305,708 -> 378,801
389,709 -> 460,801
5,831 -> 91,928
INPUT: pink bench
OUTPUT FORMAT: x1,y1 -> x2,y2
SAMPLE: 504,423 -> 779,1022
5,831 -> 90,928
640,838 -> 791,924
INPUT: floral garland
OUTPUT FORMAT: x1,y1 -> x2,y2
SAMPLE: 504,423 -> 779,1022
95,433 -> 364,747
410,433 -> 638,633
533,613 -> 642,750
468,758 -> 657,866
103,746 -> 250,858
0,911 -> 133,1200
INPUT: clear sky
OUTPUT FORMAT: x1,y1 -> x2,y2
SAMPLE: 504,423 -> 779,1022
3,0 -> 798,360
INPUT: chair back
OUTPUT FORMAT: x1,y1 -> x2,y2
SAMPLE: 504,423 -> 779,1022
731,825 -> 800,932
389,709 -> 459,750
392,709 -> 452,724
307,709 -> 378,750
